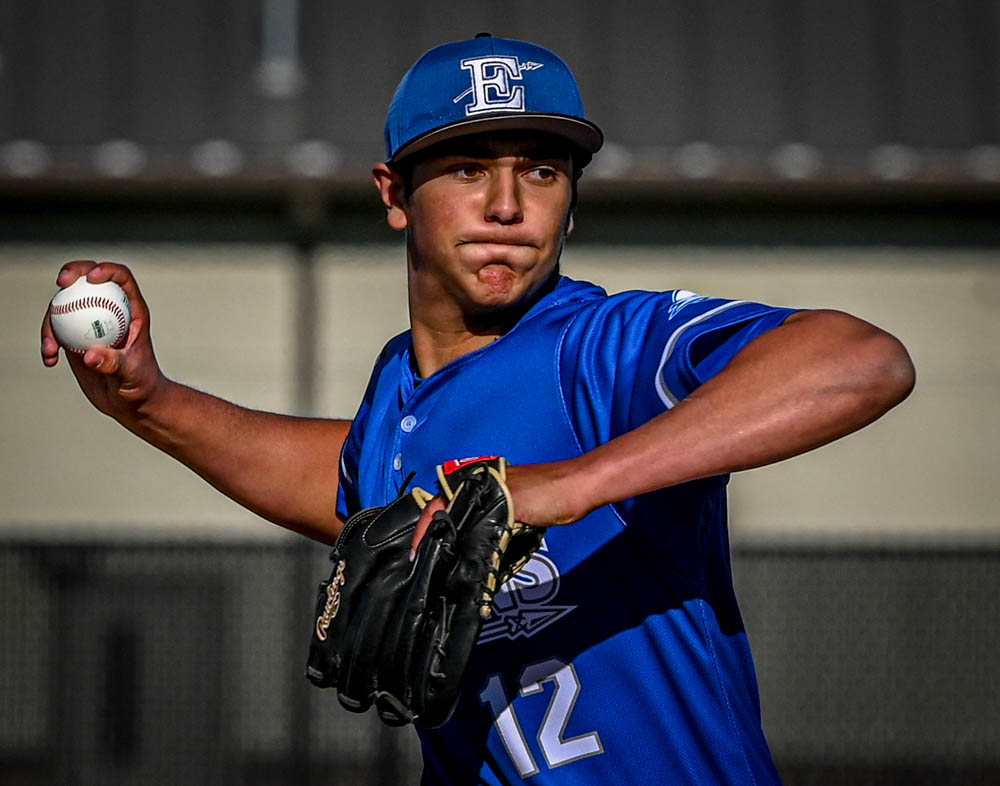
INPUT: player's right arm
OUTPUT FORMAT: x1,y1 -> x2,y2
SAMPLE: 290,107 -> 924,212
41,261 -> 348,545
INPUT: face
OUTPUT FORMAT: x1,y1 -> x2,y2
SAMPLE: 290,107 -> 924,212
375,132 -> 576,319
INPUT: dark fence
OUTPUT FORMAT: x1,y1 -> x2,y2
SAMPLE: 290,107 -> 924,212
1,540 -> 998,785
2,0 -> 997,186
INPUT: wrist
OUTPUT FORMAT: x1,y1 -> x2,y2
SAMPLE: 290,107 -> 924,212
569,449 -> 618,512
570,438 -> 665,513
124,375 -> 183,444
549,451 -> 619,522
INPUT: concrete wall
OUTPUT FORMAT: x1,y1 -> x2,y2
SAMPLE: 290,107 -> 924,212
4,242 -> 997,544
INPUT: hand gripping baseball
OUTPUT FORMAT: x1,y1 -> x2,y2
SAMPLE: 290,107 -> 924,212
305,457 -> 544,728
41,262 -> 164,420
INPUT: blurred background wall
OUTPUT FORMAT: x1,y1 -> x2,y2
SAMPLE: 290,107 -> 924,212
1,1 -> 998,784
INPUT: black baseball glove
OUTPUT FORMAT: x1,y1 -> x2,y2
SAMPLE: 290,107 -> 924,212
305,457 -> 544,727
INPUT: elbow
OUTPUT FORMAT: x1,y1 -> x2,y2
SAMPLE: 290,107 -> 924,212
839,313 -> 915,416
796,308 -> 915,417
872,331 -> 916,410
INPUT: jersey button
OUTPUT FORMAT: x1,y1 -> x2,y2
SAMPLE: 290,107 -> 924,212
393,453 -> 403,471
400,415 -> 417,432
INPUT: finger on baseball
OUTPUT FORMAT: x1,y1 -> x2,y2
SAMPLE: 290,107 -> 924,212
55,260 -> 99,288
88,262 -> 143,299
125,313 -> 147,349
40,309 -> 61,366
41,341 -> 61,366
64,261 -> 150,321
410,496 -> 446,560
41,335 -> 61,366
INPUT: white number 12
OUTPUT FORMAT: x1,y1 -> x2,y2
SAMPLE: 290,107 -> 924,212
479,657 -> 604,778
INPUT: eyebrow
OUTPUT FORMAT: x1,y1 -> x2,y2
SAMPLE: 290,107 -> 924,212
444,139 -> 571,162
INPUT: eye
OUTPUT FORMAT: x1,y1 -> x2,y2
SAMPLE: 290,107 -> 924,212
525,165 -> 560,183
451,163 -> 484,180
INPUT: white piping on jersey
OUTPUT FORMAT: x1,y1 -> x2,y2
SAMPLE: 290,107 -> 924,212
654,300 -> 750,408
339,450 -> 351,486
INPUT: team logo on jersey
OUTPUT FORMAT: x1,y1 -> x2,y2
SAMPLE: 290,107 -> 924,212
667,289 -> 710,319
454,56 -> 544,116
479,540 -> 575,643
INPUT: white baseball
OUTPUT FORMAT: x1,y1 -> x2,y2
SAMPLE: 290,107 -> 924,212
49,278 -> 131,352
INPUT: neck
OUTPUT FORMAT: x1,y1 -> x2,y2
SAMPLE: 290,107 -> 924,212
408,271 -> 558,378
410,323 -> 499,378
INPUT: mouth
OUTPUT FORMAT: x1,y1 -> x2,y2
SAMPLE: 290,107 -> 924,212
458,237 -> 537,249
458,241 -> 539,272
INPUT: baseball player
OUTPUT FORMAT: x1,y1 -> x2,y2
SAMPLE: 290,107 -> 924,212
42,35 -> 914,785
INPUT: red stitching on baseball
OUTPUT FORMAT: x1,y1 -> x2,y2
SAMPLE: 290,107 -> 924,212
51,296 -> 128,348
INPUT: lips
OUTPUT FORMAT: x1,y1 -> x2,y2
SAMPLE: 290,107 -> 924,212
458,238 -> 537,248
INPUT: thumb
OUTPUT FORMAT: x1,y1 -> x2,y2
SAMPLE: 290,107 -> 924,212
410,495 -> 446,561
82,347 -> 121,374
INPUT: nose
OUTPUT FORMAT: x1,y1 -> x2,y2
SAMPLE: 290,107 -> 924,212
484,169 -> 523,225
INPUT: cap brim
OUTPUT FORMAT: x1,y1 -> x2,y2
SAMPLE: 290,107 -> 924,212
390,113 -> 604,164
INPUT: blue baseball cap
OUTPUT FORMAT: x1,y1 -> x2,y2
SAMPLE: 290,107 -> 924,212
385,34 -> 603,165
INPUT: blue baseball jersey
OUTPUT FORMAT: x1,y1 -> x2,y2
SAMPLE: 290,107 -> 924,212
337,276 -> 794,785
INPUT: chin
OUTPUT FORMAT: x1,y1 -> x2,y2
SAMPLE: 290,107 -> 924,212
476,263 -> 519,295
470,265 -> 555,313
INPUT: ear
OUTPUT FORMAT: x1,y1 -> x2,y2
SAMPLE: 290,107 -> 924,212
565,214 -> 575,237
372,163 -> 409,231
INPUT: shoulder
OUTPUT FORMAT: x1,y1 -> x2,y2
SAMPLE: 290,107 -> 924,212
566,285 -> 794,335
373,330 -> 412,367
530,276 -> 668,329
351,330 -> 412,416
358,330 -> 413,387
557,284 -> 676,339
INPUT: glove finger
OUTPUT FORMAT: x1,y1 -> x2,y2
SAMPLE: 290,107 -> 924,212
337,560 -> 412,713
403,511 -> 487,728
378,513 -> 457,724
415,583 -> 487,728
407,594 -> 460,728
334,585 -> 381,713
307,512 -> 390,690
338,524 -> 422,712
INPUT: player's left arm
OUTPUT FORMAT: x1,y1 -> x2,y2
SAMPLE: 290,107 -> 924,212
501,309 -> 915,527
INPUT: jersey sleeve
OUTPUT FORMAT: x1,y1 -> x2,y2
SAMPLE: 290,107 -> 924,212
654,292 -> 797,408
559,289 -> 799,450
336,411 -> 365,522
334,336 -> 401,521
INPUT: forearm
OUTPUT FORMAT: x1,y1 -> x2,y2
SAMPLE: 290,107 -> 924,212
124,379 -> 349,543
576,309 -> 915,511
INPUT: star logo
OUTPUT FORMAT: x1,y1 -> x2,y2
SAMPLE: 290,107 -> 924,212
478,549 -> 575,643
